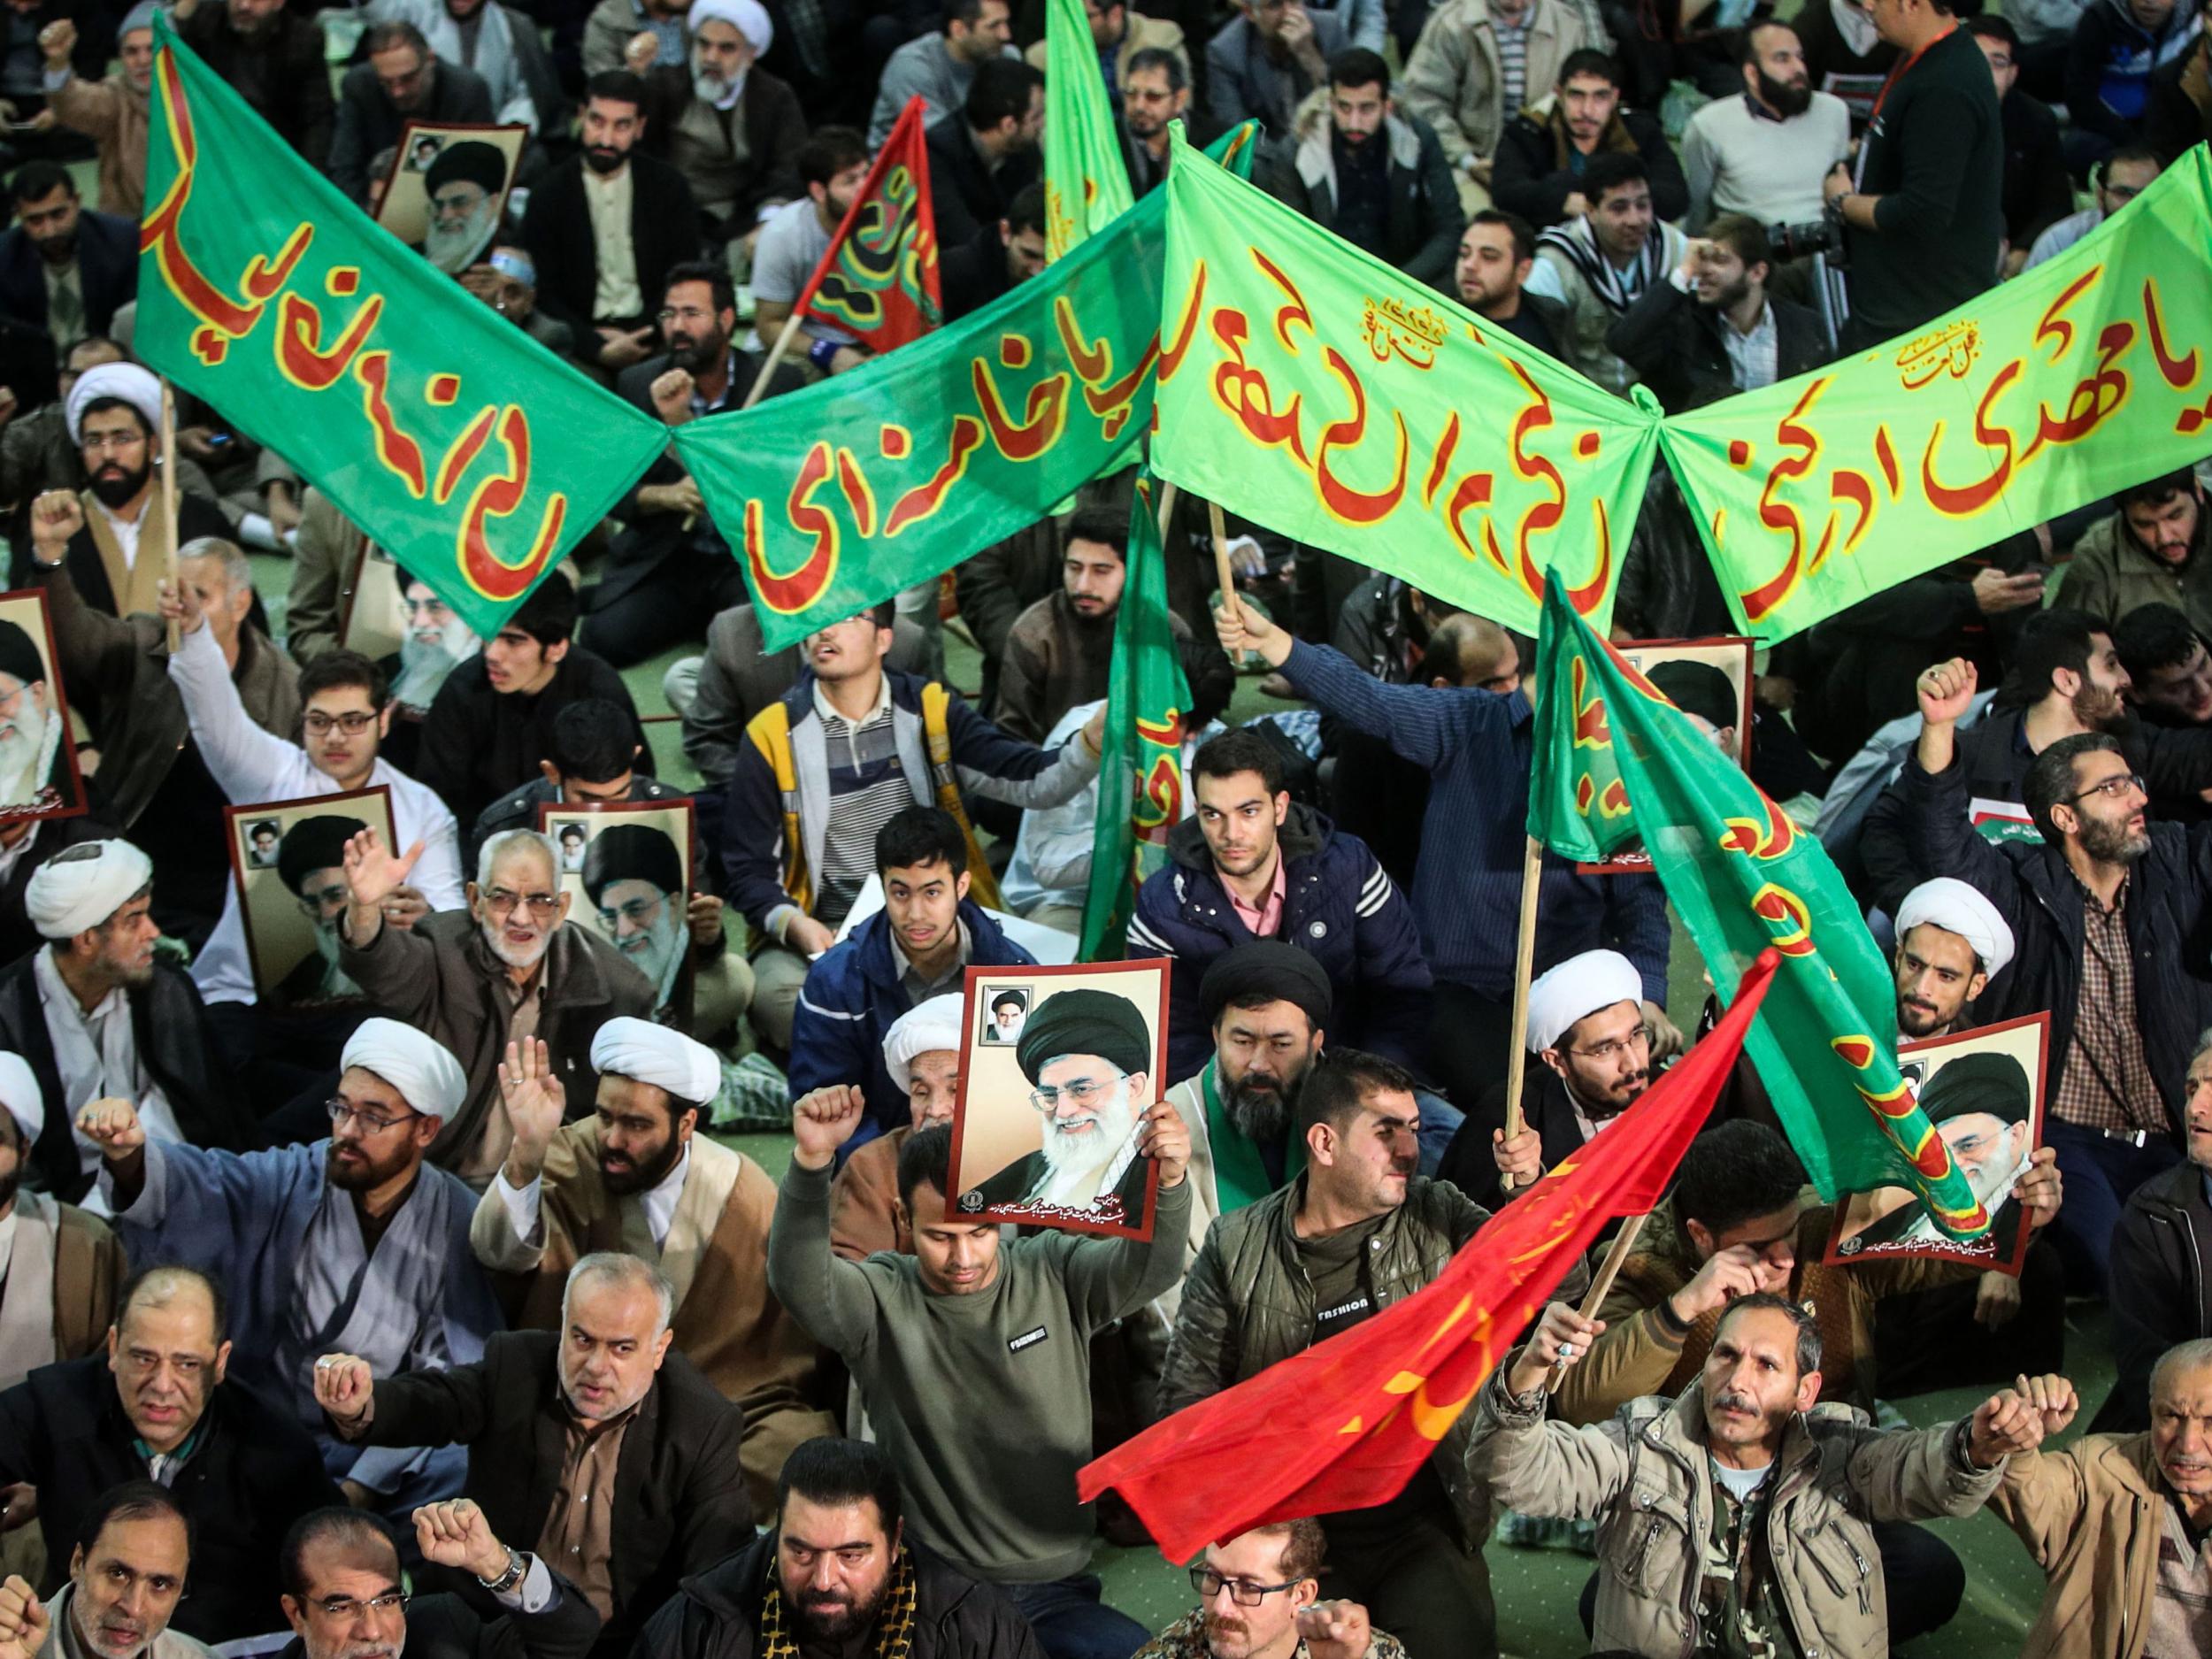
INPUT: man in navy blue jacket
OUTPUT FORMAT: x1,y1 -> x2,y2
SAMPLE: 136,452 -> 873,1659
785,807 -> 1036,1149
1129,727 -> 1432,1079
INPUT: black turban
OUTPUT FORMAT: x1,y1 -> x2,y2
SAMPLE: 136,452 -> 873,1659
1015,987 -> 1153,1084
425,140 -> 507,198
991,988 -> 1027,1016
582,824 -> 683,903
277,815 -> 368,897
1647,660 -> 1738,733
1917,1049 -> 2032,1125
0,618 -> 44,687
1198,941 -> 1331,1029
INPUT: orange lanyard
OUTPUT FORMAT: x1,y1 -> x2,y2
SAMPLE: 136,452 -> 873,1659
1867,21 -> 1956,127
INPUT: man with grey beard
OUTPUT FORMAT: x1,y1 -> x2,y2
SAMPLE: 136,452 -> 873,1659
338,828 -> 657,1183
417,141 -> 508,275
0,619 -> 62,812
388,567 -> 480,715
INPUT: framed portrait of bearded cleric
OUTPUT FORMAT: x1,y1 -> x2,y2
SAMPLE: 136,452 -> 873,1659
1575,637 -> 1755,874
1822,1012 -> 2048,1273
948,958 -> 1171,1240
341,545 -> 482,717
0,588 -> 88,826
225,787 -> 396,1006
537,800 -> 695,1014
374,122 -> 526,275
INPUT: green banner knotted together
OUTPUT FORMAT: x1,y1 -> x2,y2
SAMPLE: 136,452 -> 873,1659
137,18 -> 669,640
1043,0 -> 1136,259
1527,571 -> 1990,1239
1662,144 -> 2212,644
1152,133 -> 1663,636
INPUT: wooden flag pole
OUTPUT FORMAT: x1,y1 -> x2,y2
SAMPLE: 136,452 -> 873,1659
159,380 -> 180,654
1207,500 -> 1242,626
1498,833 -> 1545,1178
1155,481 -> 1179,543
741,308 -> 810,412
1546,1210 -> 1647,1394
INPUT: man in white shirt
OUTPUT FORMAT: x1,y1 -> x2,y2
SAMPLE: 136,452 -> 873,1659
1680,20 -> 1852,231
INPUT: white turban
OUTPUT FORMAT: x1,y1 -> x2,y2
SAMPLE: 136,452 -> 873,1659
688,0 -> 772,53
590,1016 -> 719,1107
25,839 -> 153,940
1894,877 -> 2015,979
1525,949 -> 1645,1055
0,1053 -> 42,1144
341,1018 -> 468,1121
65,363 -> 162,446
882,995 -> 964,1097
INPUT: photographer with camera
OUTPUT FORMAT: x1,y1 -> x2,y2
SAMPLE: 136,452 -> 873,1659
1819,0 -> 2003,351
1604,215 -> 1830,411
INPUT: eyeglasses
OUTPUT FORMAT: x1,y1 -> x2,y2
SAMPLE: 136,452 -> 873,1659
1568,1027 -> 1652,1063
598,895 -> 664,930
310,1593 -> 410,1620
1029,1074 -> 1120,1113
80,429 -> 145,455
303,710 -> 377,735
656,305 -> 715,325
326,1100 -> 422,1133
485,887 -> 561,917
1189,1566 -> 1303,1607
2068,772 -> 2146,803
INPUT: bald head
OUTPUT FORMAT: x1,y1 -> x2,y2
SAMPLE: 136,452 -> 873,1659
1424,614 -> 1521,693
118,1265 -> 224,1344
109,1267 -> 229,1455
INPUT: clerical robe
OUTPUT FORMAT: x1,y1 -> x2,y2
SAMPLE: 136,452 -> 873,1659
0,1191 -> 125,1391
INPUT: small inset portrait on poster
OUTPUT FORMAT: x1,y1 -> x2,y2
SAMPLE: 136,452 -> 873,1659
0,588 -> 89,826
980,986 -> 1028,1045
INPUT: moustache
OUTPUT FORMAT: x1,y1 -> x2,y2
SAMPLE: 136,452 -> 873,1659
1716,1389 -> 1756,1414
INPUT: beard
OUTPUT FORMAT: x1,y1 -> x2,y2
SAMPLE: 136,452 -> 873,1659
666,326 -> 726,373
1756,69 -> 1813,118
1223,1068 -> 1301,1144
1035,1078 -> 1141,1205
0,698 -> 50,808
1895,994 -> 1952,1039
392,615 -> 479,710
88,459 -> 151,509
2078,810 -> 2150,864
602,1130 -> 683,1196
1701,272 -> 1754,314
693,65 -> 737,106
618,907 -> 686,1007
2071,681 -> 2129,733
425,200 -> 500,275
786,1575 -> 888,1645
483,917 -> 554,972
583,142 -> 628,174
326,1135 -> 413,1192
0,1163 -> 19,1216
308,917 -> 364,999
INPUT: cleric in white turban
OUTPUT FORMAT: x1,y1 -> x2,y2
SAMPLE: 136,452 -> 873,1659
1893,877 -> 2015,981
342,1017 -> 470,1122
25,838 -> 153,941
1525,949 -> 1647,1057
0,1047 -> 126,1393
472,1020 -> 837,1510
1893,876 -> 2016,1041
686,0 -> 771,111
63,362 -> 161,447
881,994 -> 964,1102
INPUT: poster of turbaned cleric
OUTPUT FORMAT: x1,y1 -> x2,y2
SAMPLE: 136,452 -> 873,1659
226,788 -> 395,1005
374,122 -> 526,275
1577,638 -> 1754,874
948,960 -> 1171,1239
0,589 -> 88,826
1824,1012 -> 2049,1273
538,800 -> 695,1012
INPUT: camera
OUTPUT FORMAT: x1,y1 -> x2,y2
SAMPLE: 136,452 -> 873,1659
1766,213 -> 1843,265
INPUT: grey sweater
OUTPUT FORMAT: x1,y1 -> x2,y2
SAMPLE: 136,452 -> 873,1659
767,1160 -> 1191,1583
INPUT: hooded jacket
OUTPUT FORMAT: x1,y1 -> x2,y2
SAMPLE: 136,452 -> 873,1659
1265,96 -> 1466,285
2063,0 -> 2201,140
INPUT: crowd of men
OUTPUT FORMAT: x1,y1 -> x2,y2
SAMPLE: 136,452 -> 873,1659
2,0 -> 2212,1655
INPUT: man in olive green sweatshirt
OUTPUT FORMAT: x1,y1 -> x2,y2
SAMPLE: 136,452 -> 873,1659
768,1087 -> 1194,1659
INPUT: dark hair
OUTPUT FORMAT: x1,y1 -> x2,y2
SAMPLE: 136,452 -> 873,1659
297,649 -> 391,714
2118,466 -> 2200,511
1064,505 -> 1128,560
1671,1122 -> 1804,1237
896,1121 -> 954,1210
1961,12 -> 2019,50
363,20 -> 431,59
875,805 -> 969,879
1247,1517 -> 1327,1584
1004,180 -> 1048,239
503,579 -> 580,649
1581,150 -> 1648,204
1703,212 -> 1771,274
1714,1290 -> 1822,1375
778,1437 -> 904,1539
10,159 -> 75,205
663,257 -> 736,318
1739,17 -> 1801,64
1126,44 -> 1187,91
1189,727 -> 1286,797
1298,1048 -> 1417,1137
2114,603 -> 2203,684
280,1510 -> 398,1603
1469,208 -> 1536,265
799,127 -> 869,192
118,1263 -> 230,1346
1997,606 -> 2105,711
79,396 -> 152,439
549,699 -> 639,783
943,0 -> 993,27
76,1481 -> 193,1563
1556,48 -> 1622,88
1327,47 -> 1390,96
966,59 -> 1043,131
583,68 -> 648,111
65,334 -> 124,372
2026,731 -> 2124,845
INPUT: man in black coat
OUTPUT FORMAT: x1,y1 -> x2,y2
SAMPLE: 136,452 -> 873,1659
634,1436 -> 1044,1659
313,1258 -> 749,1658
522,71 -> 703,378
0,1265 -> 344,1643
177,0 -> 338,166
924,59 -> 1044,250
0,165 -> 136,414
1963,16 -> 2077,271
1603,213 -> 1828,413
1490,49 -> 1690,228
328,21 -> 496,204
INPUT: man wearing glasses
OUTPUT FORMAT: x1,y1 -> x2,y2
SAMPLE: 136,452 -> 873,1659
1136,1521 -> 1404,1659
73,1018 -> 502,1525
337,828 -> 657,1182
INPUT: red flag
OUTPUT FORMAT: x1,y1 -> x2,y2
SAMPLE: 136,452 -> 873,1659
792,96 -> 942,353
1078,949 -> 1782,1562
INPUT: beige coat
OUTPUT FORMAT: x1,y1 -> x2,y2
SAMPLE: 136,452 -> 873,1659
1022,12 -> 1187,84
1401,0 -> 1590,167
2054,509 -> 2212,642
469,1119 -> 837,1509
1990,1432 -> 2169,1659
50,72 -> 149,218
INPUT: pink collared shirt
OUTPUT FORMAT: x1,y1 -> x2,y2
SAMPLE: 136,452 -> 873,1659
1227,856 -> 1288,939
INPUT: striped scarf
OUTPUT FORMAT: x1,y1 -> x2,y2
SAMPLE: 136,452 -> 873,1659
1534,215 -> 1668,314
757,1548 -> 918,1659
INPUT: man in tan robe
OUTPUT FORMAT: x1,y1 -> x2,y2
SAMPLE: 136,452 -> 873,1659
471,1018 -> 833,1508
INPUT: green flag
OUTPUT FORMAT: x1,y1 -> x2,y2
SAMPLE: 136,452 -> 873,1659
1079,473 -> 1191,959
1527,571 -> 1990,1239
1153,133 -> 1663,635
137,19 -> 668,639
1662,145 -> 2212,643
1043,0 -> 1137,259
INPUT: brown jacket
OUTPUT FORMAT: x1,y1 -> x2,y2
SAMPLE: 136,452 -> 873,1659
1991,1432 -> 2169,1659
49,71 -> 148,218
1555,1193 -> 1971,1425
0,1192 -> 126,1391
829,1125 -> 911,1261
467,1119 -> 835,1511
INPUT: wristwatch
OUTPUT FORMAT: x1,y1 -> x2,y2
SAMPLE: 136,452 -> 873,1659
477,1548 -> 527,1595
